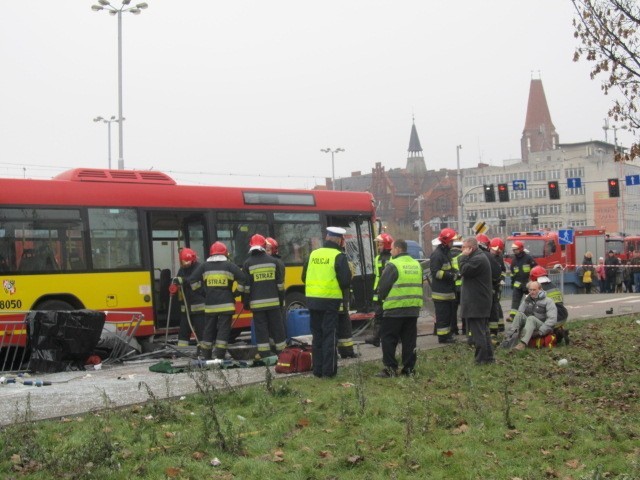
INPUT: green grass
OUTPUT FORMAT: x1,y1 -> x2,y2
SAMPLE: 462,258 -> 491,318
1,316 -> 638,479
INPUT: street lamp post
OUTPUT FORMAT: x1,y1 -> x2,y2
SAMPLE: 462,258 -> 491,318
320,148 -> 345,190
456,145 -> 463,235
92,0 -> 149,170
93,116 -> 124,169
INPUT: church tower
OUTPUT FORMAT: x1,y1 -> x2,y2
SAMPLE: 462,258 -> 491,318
520,77 -> 559,162
406,118 -> 427,175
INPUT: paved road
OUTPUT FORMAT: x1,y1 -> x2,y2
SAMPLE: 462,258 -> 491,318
1,292 -> 638,425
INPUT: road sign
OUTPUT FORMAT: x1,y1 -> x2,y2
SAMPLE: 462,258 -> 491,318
472,221 -> 489,235
558,229 -> 574,245
625,174 -> 640,186
512,180 -> 527,191
567,178 -> 582,189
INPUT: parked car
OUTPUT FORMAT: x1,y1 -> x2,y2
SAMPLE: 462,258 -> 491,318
406,240 -> 426,260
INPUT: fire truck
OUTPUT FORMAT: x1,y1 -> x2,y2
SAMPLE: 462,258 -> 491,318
506,229 -> 606,292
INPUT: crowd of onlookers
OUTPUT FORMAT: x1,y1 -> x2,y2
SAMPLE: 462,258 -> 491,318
578,249 -> 640,293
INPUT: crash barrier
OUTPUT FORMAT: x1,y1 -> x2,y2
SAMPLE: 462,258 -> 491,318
0,310 -> 144,374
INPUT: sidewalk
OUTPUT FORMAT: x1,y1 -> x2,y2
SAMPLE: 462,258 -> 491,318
0,311 -> 442,426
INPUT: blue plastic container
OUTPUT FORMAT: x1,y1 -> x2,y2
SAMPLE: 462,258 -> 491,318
286,309 -> 311,338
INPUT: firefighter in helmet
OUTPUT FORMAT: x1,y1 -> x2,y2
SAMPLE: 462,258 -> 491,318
365,232 -> 394,347
170,248 -> 205,351
508,240 -> 537,321
429,227 -> 458,343
242,234 -> 287,359
189,241 -> 247,360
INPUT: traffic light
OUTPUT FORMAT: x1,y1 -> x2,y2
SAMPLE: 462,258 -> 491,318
498,183 -> 509,202
531,212 -> 539,226
483,184 -> 496,203
608,178 -> 620,197
499,213 -> 506,227
548,181 -> 560,200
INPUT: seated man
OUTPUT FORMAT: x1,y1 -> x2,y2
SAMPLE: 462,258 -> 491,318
505,280 -> 557,351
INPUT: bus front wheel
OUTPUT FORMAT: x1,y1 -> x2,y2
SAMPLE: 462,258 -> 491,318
35,300 -> 75,311
285,292 -> 307,313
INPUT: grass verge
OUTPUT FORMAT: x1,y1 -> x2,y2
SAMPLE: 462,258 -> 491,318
0,316 -> 638,479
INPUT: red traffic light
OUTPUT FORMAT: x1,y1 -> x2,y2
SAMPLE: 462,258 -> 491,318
548,181 -> 560,200
609,179 -> 618,186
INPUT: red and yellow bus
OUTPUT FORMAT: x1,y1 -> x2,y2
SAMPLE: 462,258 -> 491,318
0,168 -> 377,346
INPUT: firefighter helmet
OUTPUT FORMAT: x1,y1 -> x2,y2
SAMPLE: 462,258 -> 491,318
511,240 -> 525,252
249,234 -> 267,251
375,233 -> 394,250
476,233 -> 491,247
490,237 -> 505,252
179,248 -> 197,266
209,241 -> 228,256
437,228 -> 457,246
265,237 -> 279,255
530,265 -> 548,281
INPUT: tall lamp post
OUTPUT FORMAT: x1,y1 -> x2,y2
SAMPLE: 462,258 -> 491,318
320,147 -> 345,190
456,145 -> 463,235
92,0 -> 149,170
93,116 -> 124,169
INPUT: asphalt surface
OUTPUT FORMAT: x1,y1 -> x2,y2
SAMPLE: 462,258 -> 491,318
1,292 -> 639,425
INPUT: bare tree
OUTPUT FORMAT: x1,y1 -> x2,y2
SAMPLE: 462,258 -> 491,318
572,0 -> 640,160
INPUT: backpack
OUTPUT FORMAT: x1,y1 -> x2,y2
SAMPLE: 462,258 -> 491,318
582,270 -> 592,283
275,344 -> 313,374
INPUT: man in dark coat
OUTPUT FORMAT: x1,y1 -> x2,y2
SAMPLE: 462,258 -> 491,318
458,237 -> 494,365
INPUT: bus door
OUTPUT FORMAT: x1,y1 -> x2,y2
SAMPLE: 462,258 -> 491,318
327,215 -> 375,312
147,211 -> 208,331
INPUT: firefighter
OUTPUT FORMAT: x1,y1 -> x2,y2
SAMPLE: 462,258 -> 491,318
489,237 -> 507,334
365,232 -> 394,347
266,236 -> 287,332
302,226 -> 352,378
189,241 -> 246,360
429,227 -> 458,343
449,237 -> 463,336
242,234 -> 287,359
170,248 -> 205,351
529,265 -> 569,345
508,240 -> 537,322
476,234 -> 501,342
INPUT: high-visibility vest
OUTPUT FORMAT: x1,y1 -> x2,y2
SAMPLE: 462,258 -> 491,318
373,254 -> 384,302
383,255 -> 424,310
305,247 -> 342,299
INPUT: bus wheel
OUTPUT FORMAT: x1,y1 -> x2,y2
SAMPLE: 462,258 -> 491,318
35,300 -> 74,311
285,292 -> 307,313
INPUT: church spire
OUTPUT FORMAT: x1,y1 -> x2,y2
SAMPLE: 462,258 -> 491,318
520,76 -> 559,162
406,116 -> 426,175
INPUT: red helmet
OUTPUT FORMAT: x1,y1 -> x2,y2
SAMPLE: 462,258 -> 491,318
249,234 -> 267,250
438,228 -> 457,246
265,237 -> 279,255
375,233 -> 394,250
490,237 -> 505,252
530,265 -> 548,281
209,241 -> 228,256
511,240 -> 525,252
476,234 -> 490,247
179,248 -> 197,265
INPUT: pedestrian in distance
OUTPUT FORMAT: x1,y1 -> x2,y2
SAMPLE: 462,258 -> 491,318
189,242 -> 247,360
458,237 -> 494,365
242,234 -> 287,359
596,257 -> 606,293
375,239 -> 424,377
579,252 -> 595,294
630,250 -> 640,293
302,226 -> 352,378
605,250 -> 620,293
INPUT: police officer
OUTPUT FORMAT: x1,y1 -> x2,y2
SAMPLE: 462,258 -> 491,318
376,239 -> 424,377
302,227 -> 352,378
429,228 -> 458,343
243,234 -> 287,359
365,232 -> 394,347
508,240 -> 536,321
190,242 -> 246,360
170,248 -> 205,351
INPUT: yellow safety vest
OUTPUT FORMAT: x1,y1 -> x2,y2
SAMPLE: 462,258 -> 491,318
383,255 -> 424,310
305,247 -> 342,299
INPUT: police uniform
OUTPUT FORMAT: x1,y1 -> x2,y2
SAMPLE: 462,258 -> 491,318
302,227 -> 352,378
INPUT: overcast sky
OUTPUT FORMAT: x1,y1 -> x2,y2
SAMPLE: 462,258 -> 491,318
0,1 -> 634,189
